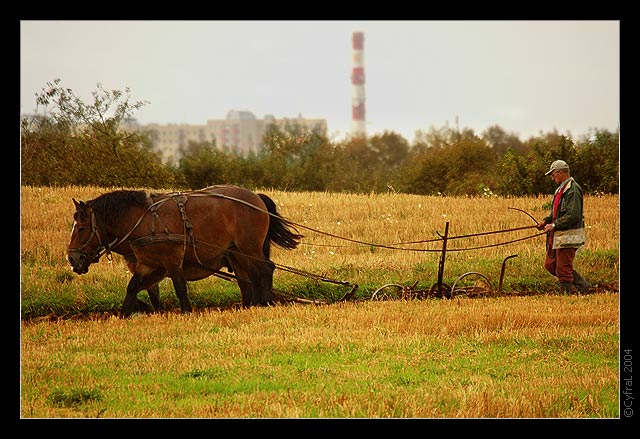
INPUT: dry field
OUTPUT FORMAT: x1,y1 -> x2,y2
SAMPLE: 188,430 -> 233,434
21,293 -> 619,418
21,185 -> 619,305
20,186 -> 621,418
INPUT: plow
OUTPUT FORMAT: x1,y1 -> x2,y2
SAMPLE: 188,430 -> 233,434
369,254 -> 520,302
203,195 -> 547,305
270,223 -> 536,306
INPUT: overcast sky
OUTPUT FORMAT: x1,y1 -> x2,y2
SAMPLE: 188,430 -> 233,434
20,20 -> 619,143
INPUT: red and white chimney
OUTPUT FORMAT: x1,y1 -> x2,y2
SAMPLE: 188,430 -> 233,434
351,31 -> 366,138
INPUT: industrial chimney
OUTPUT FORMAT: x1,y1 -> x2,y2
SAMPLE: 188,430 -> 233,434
351,31 -> 366,138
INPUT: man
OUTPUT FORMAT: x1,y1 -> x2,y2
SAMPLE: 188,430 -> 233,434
536,160 -> 593,294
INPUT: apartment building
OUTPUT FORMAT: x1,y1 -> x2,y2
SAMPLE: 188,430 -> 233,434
124,111 -> 327,163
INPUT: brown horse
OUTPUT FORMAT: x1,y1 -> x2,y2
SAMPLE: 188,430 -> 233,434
66,185 -> 302,316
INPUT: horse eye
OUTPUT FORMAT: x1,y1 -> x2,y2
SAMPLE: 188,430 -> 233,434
77,227 -> 86,233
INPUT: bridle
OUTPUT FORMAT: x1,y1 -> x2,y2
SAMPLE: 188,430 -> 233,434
67,209 -> 117,265
66,197 -> 169,267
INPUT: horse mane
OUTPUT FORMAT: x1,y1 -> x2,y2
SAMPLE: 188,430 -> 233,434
88,190 -> 150,227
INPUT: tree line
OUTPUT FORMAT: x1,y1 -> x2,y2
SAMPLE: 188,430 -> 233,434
21,81 -> 619,196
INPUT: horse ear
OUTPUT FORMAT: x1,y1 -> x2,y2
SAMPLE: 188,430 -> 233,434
72,198 -> 88,217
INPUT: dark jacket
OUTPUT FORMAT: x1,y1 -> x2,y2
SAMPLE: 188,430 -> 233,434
543,177 -> 584,231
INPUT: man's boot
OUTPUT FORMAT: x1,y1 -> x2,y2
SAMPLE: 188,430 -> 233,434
559,282 -> 574,294
572,270 -> 593,294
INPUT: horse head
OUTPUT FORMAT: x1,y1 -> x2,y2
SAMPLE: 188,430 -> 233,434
67,198 -> 104,274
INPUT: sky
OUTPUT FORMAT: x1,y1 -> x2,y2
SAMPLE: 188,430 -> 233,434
20,20 -> 620,143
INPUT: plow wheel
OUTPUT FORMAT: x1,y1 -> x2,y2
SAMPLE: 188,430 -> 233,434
450,272 -> 493,298
428,282 -> 452,299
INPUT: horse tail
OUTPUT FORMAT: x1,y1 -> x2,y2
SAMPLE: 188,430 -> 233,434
258,194 -> 303,258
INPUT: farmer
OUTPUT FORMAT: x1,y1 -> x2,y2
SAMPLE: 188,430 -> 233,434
536,160 -> 593,294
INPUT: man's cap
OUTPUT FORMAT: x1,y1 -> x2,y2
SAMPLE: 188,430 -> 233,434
545,160 -> 570,176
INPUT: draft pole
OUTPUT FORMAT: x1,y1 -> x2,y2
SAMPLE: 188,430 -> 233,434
437,222 -> 449,295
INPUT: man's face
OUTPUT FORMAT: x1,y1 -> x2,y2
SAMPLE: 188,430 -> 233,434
551,169 -> 568,184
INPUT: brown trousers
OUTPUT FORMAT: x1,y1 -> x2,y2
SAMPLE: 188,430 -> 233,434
544,233 -> 576,283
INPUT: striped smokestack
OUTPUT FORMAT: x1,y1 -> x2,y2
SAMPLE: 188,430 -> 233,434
351,31 -> 366,138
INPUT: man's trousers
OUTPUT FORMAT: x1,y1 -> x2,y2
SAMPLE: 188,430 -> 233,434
544,233 -> 577,283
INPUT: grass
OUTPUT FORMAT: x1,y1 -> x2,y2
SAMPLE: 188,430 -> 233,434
21,294 -> 619,418
20,186 -> 619,317
20,186 -> 620,418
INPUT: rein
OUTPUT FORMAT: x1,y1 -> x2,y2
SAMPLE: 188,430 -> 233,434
70,187 -> 545,267
123,189 -> 546,254
184,190 -> 544,253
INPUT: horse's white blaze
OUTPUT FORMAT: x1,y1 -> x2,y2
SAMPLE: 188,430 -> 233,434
69,220 -> 79,242
67,221 -> 78,264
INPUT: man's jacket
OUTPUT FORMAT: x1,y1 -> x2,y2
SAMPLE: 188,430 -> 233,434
543,177 -> 584,231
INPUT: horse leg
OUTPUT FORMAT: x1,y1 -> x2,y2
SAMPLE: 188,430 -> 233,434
122,268 -> 167,317
167,267 -> 192,313
147,284 -> 162,312
225,253 -> 255,307
237,276 -> 254,308
248,262 -> 263,306
125,256 -> 162,313
259,259 -> 276,305
236,256 -> 275,306
135,285 -> 161,313
122,273 -> 144,316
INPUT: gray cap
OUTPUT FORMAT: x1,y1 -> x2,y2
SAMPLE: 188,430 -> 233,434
545,160 -> 569,175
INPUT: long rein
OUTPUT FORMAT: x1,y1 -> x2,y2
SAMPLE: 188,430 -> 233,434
105,190 -> 544,256
75,190 -> 545,291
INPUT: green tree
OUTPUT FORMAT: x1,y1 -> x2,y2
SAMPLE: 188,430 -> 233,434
482,124 -> 527,157
400,145 -> 449,195
21,79 -> 182,188
401,125 -> 496,196
442,136 -> 497,195
258,123 -> 336,191
494,148 -> 529,195
523,131 -> 576,194
259,124 -> 304,190
20,114 -> 75,185
178,141 -> 246,189
574,129 -> 619,193
369,131 -> 409,168
328,137 -> 380,192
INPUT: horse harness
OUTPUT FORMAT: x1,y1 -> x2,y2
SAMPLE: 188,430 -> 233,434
70,186 -> 278,273
68,191 -> 209,268
128,193 -> 208,266
117,190 -> 239,282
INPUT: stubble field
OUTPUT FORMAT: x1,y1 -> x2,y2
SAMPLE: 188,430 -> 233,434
20,186 -> 620,418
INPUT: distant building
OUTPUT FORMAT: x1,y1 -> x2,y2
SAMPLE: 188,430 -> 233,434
124,111 -> 327,163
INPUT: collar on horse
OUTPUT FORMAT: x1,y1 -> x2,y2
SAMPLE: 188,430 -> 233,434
127,193 -> 207,265
105,192 -> 195,251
